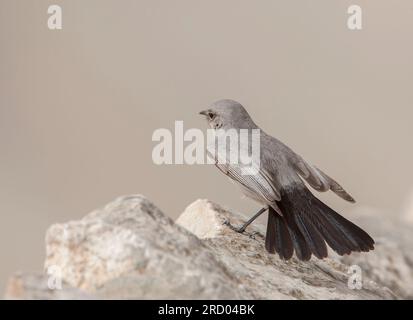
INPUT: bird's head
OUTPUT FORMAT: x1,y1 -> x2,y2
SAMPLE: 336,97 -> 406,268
199,99 -> 256,130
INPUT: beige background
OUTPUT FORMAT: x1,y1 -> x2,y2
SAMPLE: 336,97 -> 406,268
1,0 -> 412,292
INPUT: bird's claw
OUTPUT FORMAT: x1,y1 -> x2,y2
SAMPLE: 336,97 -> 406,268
223,219 -> 246,233
249,231 -> 259,239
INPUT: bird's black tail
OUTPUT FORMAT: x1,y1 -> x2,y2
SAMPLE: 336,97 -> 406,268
265,185 -> 375,261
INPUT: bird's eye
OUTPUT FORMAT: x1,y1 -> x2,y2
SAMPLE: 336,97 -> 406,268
208,112 -> 215,120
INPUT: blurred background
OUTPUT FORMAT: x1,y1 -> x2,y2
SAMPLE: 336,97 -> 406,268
1,0 -> 412,292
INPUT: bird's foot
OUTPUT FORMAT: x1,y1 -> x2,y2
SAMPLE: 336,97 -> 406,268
223,219 -> 246,233
249,231 -> 260,240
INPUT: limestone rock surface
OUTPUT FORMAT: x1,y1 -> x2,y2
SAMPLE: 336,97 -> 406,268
5,195 -> 412,299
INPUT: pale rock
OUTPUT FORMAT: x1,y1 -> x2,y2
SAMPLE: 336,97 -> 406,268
4,273 -> 93,300
177,200 -> 397,300
340,213 -> 413,298
42,195 -> 248,299
6,195 -> 412,299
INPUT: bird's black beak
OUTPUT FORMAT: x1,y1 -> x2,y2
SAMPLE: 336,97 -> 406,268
199,110 -> 209,116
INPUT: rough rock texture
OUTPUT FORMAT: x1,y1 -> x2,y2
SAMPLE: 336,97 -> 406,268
5,195 -> 412,299
42,195 -> 248,299
340,211 -> 413,299
177,200 -> 399,299
4,273 -> 92,300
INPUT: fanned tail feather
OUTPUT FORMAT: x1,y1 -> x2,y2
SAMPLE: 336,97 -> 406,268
264,185 -> 374,260
265,207 -> 294,260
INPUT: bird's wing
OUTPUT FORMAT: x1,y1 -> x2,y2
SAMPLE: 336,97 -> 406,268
207,149 -> 281,203
292,156 -> 355,203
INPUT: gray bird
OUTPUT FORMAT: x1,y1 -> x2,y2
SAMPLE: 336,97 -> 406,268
199,99 -> 374,261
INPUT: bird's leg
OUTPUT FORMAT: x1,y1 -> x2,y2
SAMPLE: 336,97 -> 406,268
224,207 -> 268,233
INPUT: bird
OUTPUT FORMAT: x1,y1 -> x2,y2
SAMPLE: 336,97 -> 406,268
199,99 -> 374,261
